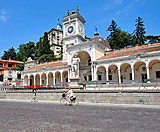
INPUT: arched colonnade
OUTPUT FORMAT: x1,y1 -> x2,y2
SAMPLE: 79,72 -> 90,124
24,70 -> 68,86
96,59 -> 160,83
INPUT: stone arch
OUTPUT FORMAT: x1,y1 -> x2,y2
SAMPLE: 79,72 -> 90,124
97,66 -> 106,81
55,71 -> 61,84
48,72 -> 53,86
120,63 -> 132,81
149,59 -> 160,79
30,74 -> 34,86
70,49 -> 91,62
24,75 -> 28,86
108,64 -> 118,81
41,73 -> 47,86
35,74 -> 40,85
134,61 -> 146,81
71,51 -> 92,81
62,70 -> 68,82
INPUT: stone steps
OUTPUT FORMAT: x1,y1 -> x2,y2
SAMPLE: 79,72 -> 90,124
0,91 -> 6,99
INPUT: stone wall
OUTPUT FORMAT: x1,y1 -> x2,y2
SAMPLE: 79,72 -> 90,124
4,90 -> 160,105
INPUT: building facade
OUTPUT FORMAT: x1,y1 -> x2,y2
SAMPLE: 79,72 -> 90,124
0,59 -> 24,85
23,12 -> 160,87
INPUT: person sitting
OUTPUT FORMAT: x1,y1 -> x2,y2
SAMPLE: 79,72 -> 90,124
67,87 -> 74,104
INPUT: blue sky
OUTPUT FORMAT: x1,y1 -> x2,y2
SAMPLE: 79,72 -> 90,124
0,0 -> 160,56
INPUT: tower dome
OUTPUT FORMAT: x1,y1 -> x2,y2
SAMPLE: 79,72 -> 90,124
94,31 -> 99,37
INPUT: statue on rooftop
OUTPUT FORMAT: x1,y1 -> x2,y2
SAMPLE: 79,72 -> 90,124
67,10 -> 70,16
77,6 -> 79,13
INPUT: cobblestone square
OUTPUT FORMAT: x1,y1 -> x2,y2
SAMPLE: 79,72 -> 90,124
0,100 -> 160,132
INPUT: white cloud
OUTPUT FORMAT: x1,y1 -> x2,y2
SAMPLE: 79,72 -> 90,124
1,9 -> 6,14
116,11 -> 120,15
104,0 -> 123,11
140,0 -> 147,5
0,15 -> 7,22
0,9 -> 9,22
114,0 -> 123,5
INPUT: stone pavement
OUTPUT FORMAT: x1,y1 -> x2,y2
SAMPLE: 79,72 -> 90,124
0,99 -> 160,132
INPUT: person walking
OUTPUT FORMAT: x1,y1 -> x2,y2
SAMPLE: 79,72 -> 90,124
31,86 -> 37,102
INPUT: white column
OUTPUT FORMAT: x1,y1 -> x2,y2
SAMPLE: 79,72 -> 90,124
68,69 -> 70,82
106,70 -> 108,81
146,66 -> 150,80
132,68 -> 135,81
53,75 -> 55,85
87,75 -> 89,81
118,67 -> 121,83
92,46 -> 96,61
61,74 -> 63,82
40,75 -> 42,85
34,76 -> 36,85
23,77 -> 25,86
91,65 -> 94,81
46,75 -> 48,86
28,77 -> 30,86
94,65 -> 97,81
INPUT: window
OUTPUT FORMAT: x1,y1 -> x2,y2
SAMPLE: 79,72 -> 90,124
130,73 -> 132,80
109,75 -> 112,80
17,73 -> 21,79
0,63 -> 3,67
156,71 -> 160,78
57,39 -> 59,44
8,78 -> 12,82
8,70 -> 12,75
98,75 -> 101,81
88,75 -> 92,81
66,78 -> 68,82
57,32 -> 59,35
8,64 -> 12,67
0,76 -> 3,81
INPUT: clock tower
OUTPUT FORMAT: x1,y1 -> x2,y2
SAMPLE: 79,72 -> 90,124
62,11 -> 86,61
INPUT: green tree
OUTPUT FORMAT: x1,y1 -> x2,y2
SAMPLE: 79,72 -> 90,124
17,41 -> 36,61
35,33 -> 55,63
106,20 -> 132,49
37,32 -> 50,56
1,47 -> 17,60
11,64 -> 24,71
132,16 -> 146,46
146,35 -> 160,43
16,44 -> 27,61
35,38 -> 43,58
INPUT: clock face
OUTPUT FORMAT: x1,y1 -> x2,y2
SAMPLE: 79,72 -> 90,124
68,26 -> 74,34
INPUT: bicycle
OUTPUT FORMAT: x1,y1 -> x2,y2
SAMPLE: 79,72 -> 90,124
60,93 -> 79,106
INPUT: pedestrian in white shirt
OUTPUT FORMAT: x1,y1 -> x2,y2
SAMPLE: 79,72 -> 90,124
67,87 -> 73,104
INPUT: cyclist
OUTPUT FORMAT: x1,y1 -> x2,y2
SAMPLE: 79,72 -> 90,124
67,87 -> 73,104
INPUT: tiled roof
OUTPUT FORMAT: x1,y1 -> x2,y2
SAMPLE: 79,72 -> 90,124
35,60 -> 63,67
0,59 -> 24,64
24,62 -> 68,72
98,42 -> 160,60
